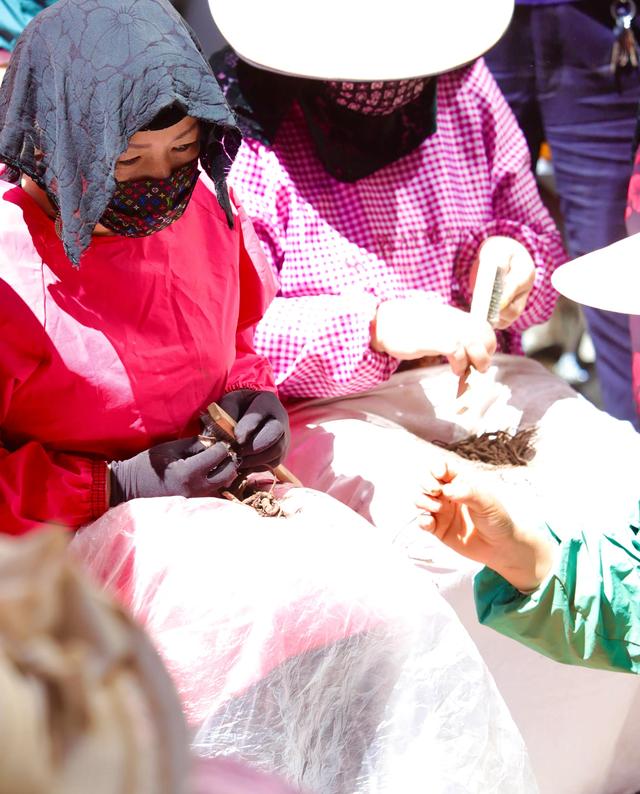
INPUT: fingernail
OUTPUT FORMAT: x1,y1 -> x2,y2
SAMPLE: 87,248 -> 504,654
422,487 -> 442,496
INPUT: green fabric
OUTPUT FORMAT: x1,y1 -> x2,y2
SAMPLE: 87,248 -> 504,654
474,500 -> 640,674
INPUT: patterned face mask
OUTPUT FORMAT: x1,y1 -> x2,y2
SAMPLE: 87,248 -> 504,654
324,78 -> 428,116
99,159 -> 200,237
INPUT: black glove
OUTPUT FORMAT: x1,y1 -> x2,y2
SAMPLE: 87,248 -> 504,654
109,436 -> 239,506
218,389 -> 290,470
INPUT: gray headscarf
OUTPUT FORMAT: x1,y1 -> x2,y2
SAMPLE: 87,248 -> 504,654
0,0 -> 241,265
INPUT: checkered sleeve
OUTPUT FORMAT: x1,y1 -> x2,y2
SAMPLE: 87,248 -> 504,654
254,290 -> 397,399
231,145 -> 398,399
454,60 -> 567,333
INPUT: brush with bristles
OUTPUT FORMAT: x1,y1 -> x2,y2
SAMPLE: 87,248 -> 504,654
456,256 -> 507,399
200,401 -> 303,486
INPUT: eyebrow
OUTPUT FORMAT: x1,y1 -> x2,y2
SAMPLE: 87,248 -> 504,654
125,122 -> 200,150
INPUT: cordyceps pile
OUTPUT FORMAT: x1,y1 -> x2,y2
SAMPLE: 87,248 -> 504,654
223,479 -> 286,518
433,426 -> 537,466
199,417 -> 286,518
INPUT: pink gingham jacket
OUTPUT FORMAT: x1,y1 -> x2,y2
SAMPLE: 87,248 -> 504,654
229,59 -> 566,399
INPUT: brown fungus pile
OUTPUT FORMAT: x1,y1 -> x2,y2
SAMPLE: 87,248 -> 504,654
220,477 -> 286,518
199,421 -> 285,517
239,489 -> 285,517
433,426 -> 537,466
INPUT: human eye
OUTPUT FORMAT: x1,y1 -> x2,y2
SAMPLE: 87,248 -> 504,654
117,156 -> 141,167
173,140 -> 199,153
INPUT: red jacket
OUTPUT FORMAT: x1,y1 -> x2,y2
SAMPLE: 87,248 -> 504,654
0,177 -> 277,533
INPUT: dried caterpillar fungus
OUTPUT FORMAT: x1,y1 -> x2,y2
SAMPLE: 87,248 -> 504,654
433,427 -> 537,466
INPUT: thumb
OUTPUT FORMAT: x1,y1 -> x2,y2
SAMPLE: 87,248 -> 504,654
172,437 -> 207,459
184,441 -> 232,474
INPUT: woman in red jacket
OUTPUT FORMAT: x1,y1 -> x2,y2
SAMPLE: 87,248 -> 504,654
0,0 -> 289,534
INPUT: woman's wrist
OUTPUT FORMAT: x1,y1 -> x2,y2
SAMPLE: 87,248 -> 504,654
490,529 -> 555,594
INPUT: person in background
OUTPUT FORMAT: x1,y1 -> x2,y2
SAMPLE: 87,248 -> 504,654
485,0 -> 640,429
417,234 -> 640,673
625,114 -> 640,420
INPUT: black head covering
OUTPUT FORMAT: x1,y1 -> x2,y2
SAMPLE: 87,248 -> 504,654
211,47 -> 437,183
0,0 -> 241,265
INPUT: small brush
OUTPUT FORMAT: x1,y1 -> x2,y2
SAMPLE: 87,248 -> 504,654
456,255 -> 508,399
201,401 -> 303,487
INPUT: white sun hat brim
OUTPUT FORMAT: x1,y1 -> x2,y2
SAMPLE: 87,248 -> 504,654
208,0 -> 515,81
551,234 -> 640,315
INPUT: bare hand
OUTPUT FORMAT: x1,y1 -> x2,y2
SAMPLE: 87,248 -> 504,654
415,458 -> 554,591
372,296 -> 497,376
470,237 -> 535,329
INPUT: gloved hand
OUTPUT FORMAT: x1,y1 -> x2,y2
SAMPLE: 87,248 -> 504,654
109,436 -> 239,506
218,389 -> 290,470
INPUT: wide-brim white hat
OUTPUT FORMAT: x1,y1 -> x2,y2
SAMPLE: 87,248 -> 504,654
208,0 -> 515,81
552,234 -> 640,315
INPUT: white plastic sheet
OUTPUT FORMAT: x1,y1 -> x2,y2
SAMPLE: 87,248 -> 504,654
71,489 -> 536,794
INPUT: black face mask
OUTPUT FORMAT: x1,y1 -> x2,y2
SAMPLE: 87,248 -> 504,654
299,78 -> 438,182
212,48 -> 439,183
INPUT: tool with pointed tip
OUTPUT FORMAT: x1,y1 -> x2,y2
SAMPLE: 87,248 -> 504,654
456,254 -> 507,399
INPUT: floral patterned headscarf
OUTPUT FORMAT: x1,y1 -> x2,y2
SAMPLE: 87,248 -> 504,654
0,0 -> 241,265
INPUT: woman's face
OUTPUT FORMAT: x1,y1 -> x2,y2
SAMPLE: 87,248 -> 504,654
114,115 -> 201,182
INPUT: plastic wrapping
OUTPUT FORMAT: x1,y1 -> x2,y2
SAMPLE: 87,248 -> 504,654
70,489 -> 536,794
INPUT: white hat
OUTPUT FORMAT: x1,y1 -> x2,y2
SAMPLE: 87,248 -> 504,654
552,233 -> 640,315
209,0 -> 515,81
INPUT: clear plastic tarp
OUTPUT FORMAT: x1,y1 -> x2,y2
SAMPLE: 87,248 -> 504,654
71,488 -> 537,794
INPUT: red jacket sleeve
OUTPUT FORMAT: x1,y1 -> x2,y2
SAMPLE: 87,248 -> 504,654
0,442 -> 108,533
0,293 -> 108,535
224,197 -> 277,395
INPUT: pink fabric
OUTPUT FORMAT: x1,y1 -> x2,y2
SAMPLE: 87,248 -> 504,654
625,147 -> 640,419
229,59 -> 566,399
0,177 -> 276,533
632,315 -> 640,417
192,757 -> 303,794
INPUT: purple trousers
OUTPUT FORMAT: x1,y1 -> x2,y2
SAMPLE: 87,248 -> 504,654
485,1 -> 640,429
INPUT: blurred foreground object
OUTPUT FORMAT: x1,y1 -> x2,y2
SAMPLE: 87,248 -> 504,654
552,233 -> 640,315
0,528 -> 189,794
553,230 -> 640,417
